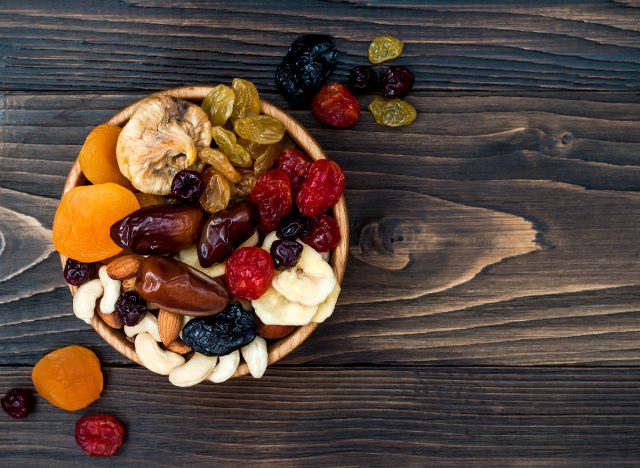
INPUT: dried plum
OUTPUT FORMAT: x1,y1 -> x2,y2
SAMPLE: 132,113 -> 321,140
276,35 -> 338,109
181,302 -> 257,356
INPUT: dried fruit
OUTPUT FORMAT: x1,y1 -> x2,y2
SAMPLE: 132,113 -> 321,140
115,291 -> 148,326
234,115 -> 285,145
296,160 -> 345,217
368,35 -> 403,64
368,96 -> 416,127
201,84 -> 235,126
116,95 -> 210,195
234,168 -> 258,198
198,201 -> 259,267
251,142 -> 283,176
170,170 -> 205,203
348,65 -> 379,94
199,167 -> 233,214
75,414 -> 125,457
301,214 -> 341,252
32,345 -> 103,411
250,169 -> 293,233
106,254 -> 142,280
136,256 -> 230,316
64,259 -> 97,286
312,83 -> 360,128
225,247 -> 274,300
270,239 -> 303,270
231,78 -> 260,120
53,184 -> 140,263
276,148 -> 311,193
211,126 -> 252,168
276,34 -> 338,109
277,215 -> 310,240
182,302 -> 257,356
1,388 -> 34,419
78,124 -> 132,189
199,148 -> 242,182
382,66 -> 414,98
134,192 -> 166,207
256,321 -> 296,340
110,205 -> 205,255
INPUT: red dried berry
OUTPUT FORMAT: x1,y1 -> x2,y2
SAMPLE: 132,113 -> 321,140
226,247 -> 274,300
382,66 -> 414,98
1,388 -> 34,419
311,83 -> 360,128
250,169 -> 292,233
75,414 -> 125,457
296,160 -> 345,217
301,214 -> 341,252
276,148 -> 311,194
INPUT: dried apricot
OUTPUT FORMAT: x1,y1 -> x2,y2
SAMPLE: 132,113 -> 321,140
32,345 -> 103,411
78,124 -> 133,189
53,183 -> 140,262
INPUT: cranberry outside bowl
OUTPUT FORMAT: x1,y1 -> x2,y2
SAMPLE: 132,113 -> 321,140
58,85 -> 349,379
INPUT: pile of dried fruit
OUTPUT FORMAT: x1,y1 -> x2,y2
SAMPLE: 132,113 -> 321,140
275,34 -> 416,128
52,78 -> 344,388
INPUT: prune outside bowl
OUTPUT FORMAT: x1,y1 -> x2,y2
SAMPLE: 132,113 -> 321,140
59,85 -> 348,379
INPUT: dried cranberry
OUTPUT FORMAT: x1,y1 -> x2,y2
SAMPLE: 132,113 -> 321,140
63,259 -> 96,286
301,214 -> 341,252
249,169 -> 292,233
270,239 -> 303,270
225,247 -> 274,300
311,83 -> 360,129
170,170 -> 205,203
114,291 -> 147,326
276,148 -> 311,194
296,160 -> 345,217
348,65 -> 379,94
382,66 -> 414,98
1,388 -> 34,419
276,215 -> 310,240
75,414 -> 125,457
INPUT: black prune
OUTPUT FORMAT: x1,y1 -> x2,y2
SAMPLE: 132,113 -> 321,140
1,388 -> 34,419
182,302 -> 256,356
170,170 -> 205,203
382,66 -> 414,98
348,65 -> 379,94
115,291 -> 147,326
275,35 -> 338,109
270,239 -> 303,270
63,258 -> 96,286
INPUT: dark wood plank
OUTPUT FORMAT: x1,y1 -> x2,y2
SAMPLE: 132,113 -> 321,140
1,366 -> 639,465
1,0 -> 639,91
2,91 -> 640,366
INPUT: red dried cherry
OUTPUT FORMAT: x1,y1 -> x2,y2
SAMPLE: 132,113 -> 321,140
225,247 -> 274,300
75,413 -> 125,457
311,83 -> 360,128
1,388 -> 34,419
276,148 -> 311,194
296,160 -> 345,217
382,66 -> 414,98
249,169 -> 292,233
301,214 -> 341,252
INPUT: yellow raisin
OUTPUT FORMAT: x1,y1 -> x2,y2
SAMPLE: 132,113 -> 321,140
201,84 -> 235,126
368,35 -> 403,64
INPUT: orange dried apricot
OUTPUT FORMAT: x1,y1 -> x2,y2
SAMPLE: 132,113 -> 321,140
32,345 -> 103,411
53,183 -> 140,262
78,124 -> 133,189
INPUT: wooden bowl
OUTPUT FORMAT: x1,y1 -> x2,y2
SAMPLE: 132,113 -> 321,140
59,86 -> 348,379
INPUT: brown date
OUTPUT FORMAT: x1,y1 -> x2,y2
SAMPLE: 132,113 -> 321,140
135,256 -> 230,316
197,201 -> 259,267
110,205 -> 205,255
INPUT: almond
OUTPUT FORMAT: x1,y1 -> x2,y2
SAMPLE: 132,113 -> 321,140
122,277 -> 137,292
107,254 -> 142,280
158,309 -> 182,346
96,307 -> 123,329
165,338 -> 192,355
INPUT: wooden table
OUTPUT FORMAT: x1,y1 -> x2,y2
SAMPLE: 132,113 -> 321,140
1,1 -> 640,465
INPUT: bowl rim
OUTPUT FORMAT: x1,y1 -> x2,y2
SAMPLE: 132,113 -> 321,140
59,85 -> 349,379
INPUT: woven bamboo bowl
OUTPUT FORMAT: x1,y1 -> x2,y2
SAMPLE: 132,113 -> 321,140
59,86 -> 348,379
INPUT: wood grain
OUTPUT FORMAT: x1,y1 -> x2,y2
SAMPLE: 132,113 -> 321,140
1,366 -> 639,465
0,1 -> 639,92
2,90 -> 640,366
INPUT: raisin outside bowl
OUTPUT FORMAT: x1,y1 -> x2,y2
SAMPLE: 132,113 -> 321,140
58,86 -> 348,380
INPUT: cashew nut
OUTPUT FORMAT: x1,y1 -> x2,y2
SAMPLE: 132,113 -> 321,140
73,279 -> 103,324
169,353 -> 217,387
135,332 -> 185,375
240,336 -> 268,379
98,265 -> 121,314
207,350 -> 240,383
124,313 -> 162,342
